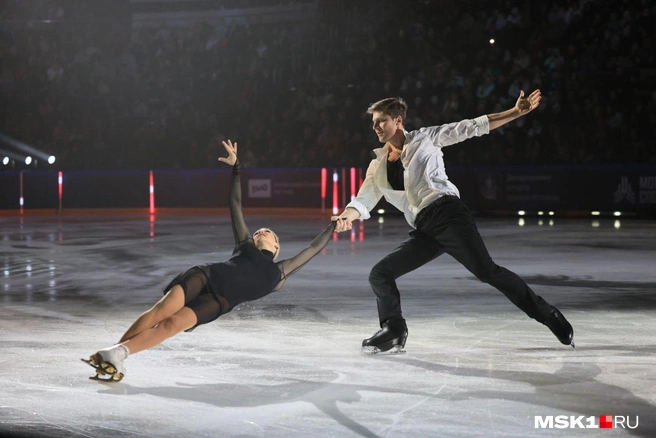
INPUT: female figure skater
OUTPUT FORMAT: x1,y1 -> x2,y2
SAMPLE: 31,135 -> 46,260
83,140 -> 342,381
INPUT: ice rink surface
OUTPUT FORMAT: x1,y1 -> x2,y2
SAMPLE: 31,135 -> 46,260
1,211 -> 655,437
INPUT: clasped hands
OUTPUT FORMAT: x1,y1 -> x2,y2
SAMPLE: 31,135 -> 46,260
331,216 -> 352,233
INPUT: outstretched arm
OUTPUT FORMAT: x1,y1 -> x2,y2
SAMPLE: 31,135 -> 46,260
418,89 -> 542,147
488,89 -> 541,130
274,221 -> 337,290
218,140 -> 251,250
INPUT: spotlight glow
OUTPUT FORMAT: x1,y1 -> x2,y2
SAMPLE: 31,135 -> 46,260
489,38 -> 495,44
377,209 -> 385,215
2,157 -> 8,165
48,155 -> 56,164
25,156 -> 32,165
537,211 -> 544,216
591,211 -> 601,216
548,211 -> 554,216
614,220 -> 621,229
518,210 -> 525,216
613,211 -> 621,217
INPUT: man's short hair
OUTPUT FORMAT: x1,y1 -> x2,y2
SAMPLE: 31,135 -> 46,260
366,97 -> 408,121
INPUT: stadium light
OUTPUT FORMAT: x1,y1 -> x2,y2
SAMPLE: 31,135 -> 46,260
0,132 -> 51,161
0,147 -> 24,163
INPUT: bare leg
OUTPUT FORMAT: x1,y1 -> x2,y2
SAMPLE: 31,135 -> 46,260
121,307 -> 197,355
119,285 -> 186,343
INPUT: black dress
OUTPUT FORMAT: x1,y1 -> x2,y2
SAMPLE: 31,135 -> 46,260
163,161 -> 335,329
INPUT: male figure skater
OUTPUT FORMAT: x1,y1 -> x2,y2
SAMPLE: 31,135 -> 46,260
332,90 -> 574,354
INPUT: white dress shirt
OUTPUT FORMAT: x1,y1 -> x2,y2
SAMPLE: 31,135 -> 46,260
346,115 -> 490,227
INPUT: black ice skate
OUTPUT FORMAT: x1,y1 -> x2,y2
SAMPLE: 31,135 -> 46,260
361,318 -> 408,355
544,307 -> 575,348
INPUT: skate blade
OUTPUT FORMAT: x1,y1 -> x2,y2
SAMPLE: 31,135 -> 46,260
81,354 -> 117,374
89,372 -> 124,382
361,345 -> 406,355
81,355 -> 123,382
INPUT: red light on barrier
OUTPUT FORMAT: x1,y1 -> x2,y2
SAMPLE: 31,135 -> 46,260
58,171 -> 63,213
19,171 -> 23,215
350,167 -> 356,201
332,170 -> 338,215
149,170 -> 155,214
321,168 -> 327,213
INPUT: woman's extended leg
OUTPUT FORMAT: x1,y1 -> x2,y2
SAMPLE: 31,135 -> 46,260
83,306 -> 198,381
119,285 -> 186,343
121,307 -> 198,355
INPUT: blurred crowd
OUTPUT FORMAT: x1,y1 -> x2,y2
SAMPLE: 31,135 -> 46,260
0,0 -> 654,170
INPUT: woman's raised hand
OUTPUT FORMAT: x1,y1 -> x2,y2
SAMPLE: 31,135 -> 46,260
218,139 -> 238,166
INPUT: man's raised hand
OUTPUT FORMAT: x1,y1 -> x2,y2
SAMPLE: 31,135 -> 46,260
515,89 -> 541,115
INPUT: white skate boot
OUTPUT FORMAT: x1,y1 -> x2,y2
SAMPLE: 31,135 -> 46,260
81,344 -> 129,382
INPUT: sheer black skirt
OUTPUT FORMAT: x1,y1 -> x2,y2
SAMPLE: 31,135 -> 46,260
163,266 -> 229,331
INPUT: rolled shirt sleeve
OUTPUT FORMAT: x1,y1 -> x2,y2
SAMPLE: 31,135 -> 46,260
417,115 -> 489,147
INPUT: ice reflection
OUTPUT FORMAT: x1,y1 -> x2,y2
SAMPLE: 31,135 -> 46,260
149,214 -> 155,238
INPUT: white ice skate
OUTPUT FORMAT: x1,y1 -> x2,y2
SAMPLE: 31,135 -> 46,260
81,344 -> 129,382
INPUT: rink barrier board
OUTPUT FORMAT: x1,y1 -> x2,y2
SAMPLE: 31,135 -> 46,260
1,166 -> 655,215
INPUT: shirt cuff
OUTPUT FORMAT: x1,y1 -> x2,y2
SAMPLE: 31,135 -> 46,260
346,199 -> 371,220
473,115 -> 490,135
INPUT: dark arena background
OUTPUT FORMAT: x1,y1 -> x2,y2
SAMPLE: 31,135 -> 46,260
1,1 -> 655,437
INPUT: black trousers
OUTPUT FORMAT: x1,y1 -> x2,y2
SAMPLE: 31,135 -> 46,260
369,196 -> 553,326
